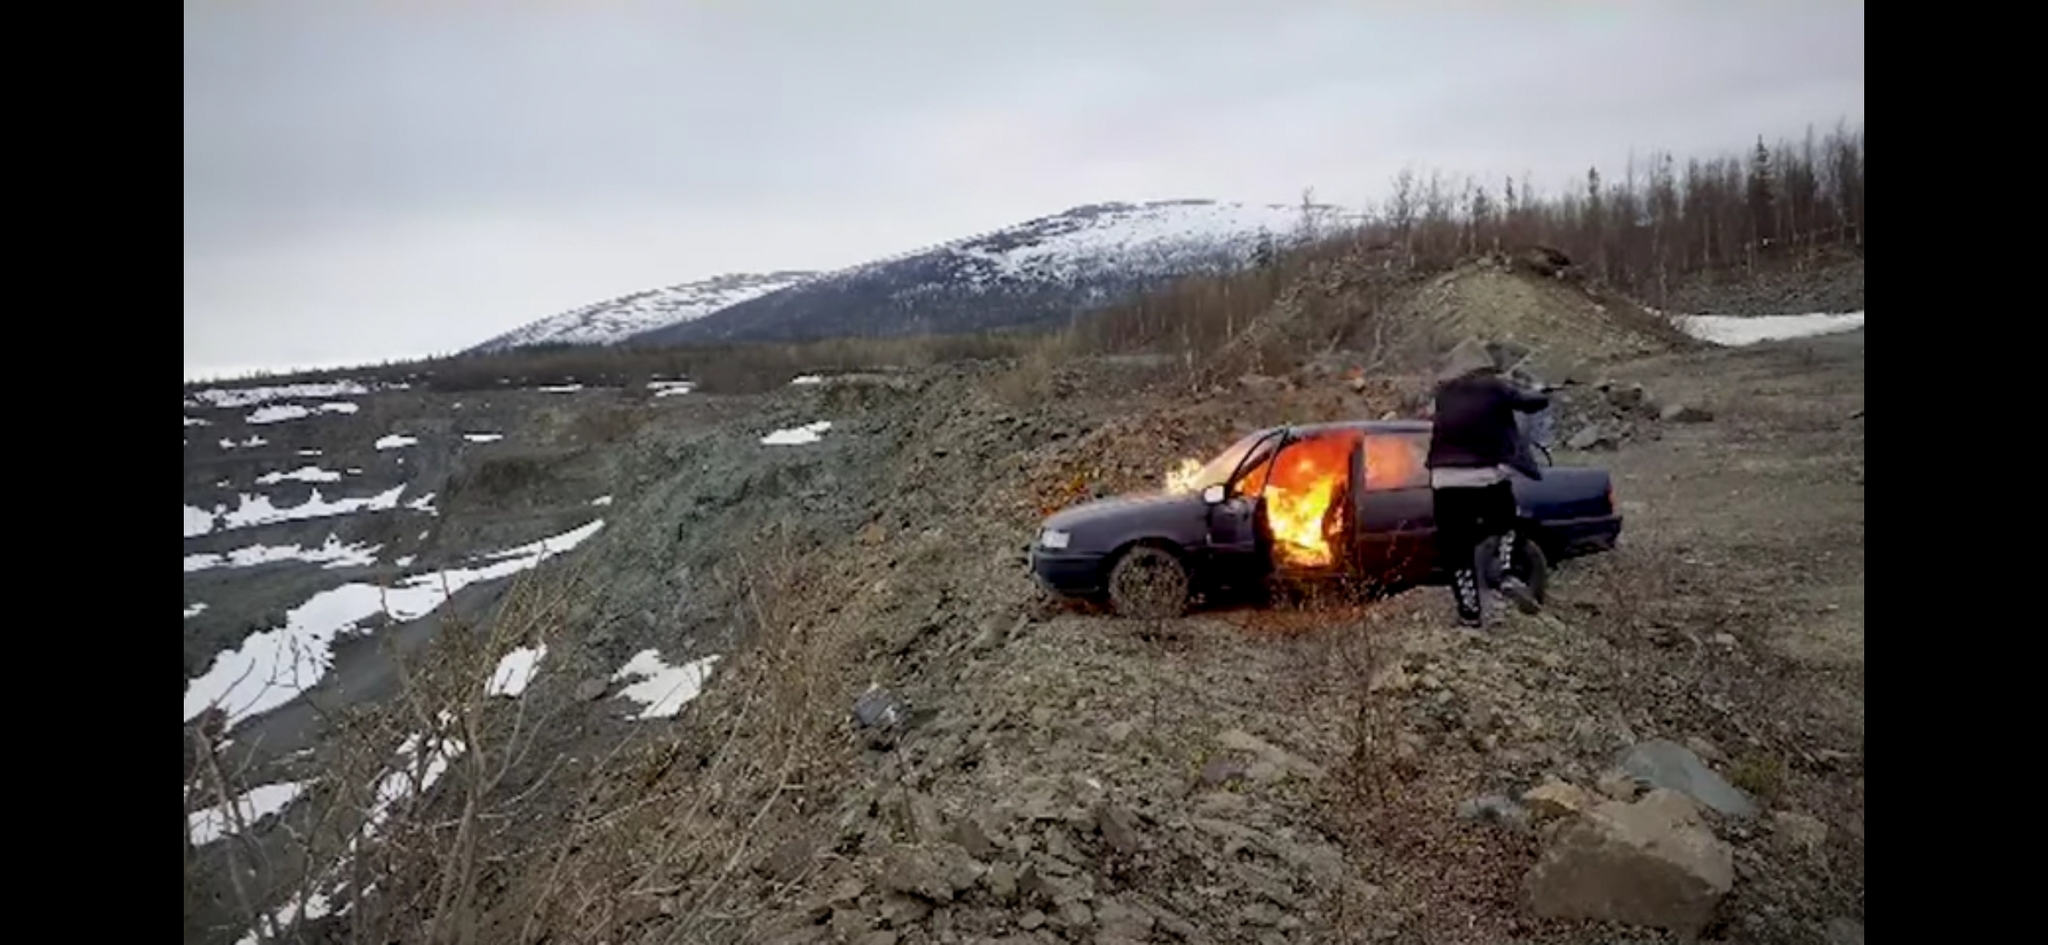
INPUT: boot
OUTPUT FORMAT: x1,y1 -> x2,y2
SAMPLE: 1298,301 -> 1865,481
1493,530 -> 1542,615
1452,568 -> 1482,627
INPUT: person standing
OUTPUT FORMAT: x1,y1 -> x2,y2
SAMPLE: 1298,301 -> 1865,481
1426,339 -> 1551,627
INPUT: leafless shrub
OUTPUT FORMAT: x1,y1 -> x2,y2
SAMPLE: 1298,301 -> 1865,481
187,564 -> 591,945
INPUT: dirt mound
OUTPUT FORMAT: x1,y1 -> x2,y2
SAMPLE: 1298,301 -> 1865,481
1205,252 -> 1696,404
1389,257 -> 1695,379
1659,248 -> 1864,316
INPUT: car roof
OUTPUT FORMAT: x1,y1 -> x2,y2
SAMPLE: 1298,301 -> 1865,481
1272,419 -> 1432,437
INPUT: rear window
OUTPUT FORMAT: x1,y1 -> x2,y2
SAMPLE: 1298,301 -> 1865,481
1362,432 -> 1429,491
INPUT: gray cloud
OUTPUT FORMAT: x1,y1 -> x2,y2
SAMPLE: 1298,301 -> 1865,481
183,0 -> 1862,379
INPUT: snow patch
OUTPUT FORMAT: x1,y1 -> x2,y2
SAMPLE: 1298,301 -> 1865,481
790,374 -> 824,385
209,485 -> 409,532
537,384 -> 584,393
185,535 -> 382,573
185,416 -> 212,427
247,401 -> 360,425
219,435 -> 268,450
187,380 -> 372,409
463,433 -> 504,443
590,495 -> 614,507
374,434 -> 418,450
255,465 -> 344,485
487,644 -> 547,697
188,782 -> 306,846
761,420 -> 831,446
183,520 -> 606,725
1671,311 -> 1865,346
186,602 -> 209,619
611,650 -> 721,719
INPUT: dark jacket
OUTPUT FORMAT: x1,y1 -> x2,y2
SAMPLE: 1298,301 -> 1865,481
1426,371 -> 1551,476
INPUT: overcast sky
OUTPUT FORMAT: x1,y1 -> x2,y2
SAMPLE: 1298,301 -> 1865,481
184,0 -> 1863,380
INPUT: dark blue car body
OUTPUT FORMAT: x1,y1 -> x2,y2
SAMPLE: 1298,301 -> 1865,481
1030,419 -> 1622,602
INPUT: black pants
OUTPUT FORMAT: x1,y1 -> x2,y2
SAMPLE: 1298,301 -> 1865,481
1433,480 -> 1518,621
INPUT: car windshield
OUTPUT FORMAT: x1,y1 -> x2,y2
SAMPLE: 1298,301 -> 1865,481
1188,430 -> 1280,492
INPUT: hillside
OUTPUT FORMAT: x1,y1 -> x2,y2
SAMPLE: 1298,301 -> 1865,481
455,200 -> 1344,351
466,270 -> 819,354
186,124 -> 1865,945
184,248 -> 1864,945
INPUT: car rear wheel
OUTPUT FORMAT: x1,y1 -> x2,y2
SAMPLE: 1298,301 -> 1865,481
1506,532 -> 1549,604
1106,544 -> 1190,619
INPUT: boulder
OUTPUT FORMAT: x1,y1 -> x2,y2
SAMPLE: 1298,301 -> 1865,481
1606,384 -> 1647,411
1521,780 -> 1595,822
1525,789 -> 1735,934
1566,426 -> 1618,451
1216,728 -> 1325,781
1616,739 -> 1757,818
878,842 -> 983,903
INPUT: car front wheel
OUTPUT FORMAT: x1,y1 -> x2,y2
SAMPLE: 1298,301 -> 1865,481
1105,544 -> 1191,619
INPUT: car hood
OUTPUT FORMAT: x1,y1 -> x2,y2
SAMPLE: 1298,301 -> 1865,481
1042,491 -> 1204,532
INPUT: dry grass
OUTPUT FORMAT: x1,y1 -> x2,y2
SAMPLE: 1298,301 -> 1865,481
186,565 -> 592,945
481,523 -> 854,945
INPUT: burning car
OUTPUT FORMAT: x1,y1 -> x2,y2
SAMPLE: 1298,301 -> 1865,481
1029,420 -> 1622,618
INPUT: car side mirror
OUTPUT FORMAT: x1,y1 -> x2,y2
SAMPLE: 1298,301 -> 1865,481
1201,484 -> 1227,505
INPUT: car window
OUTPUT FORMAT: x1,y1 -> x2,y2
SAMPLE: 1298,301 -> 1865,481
1228,432 -> 1277,498
1362,432 -> 1430,491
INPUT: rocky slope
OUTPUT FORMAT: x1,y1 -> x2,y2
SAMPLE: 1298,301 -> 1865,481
184,258 -> 1864,945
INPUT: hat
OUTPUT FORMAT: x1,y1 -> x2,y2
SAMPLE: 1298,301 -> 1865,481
1436,338 -> 1497,382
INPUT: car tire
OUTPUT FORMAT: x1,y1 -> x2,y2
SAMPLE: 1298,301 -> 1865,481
1105,544 -> 1191,619
1509,533 -> 1550,604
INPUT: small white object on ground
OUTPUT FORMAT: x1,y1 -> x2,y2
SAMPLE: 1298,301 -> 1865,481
591,495 -> 614,506
612,650 -> 722,719
790,375 -> 824,385
761,420 -> 832,445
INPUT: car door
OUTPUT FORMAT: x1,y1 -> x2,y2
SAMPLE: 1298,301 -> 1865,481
1352,431 -> 1438,587
1203,430 -> 1285,573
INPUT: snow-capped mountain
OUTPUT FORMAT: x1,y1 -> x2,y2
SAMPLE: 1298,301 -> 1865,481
630,199 -> 1361,346
466,270 -> 818,354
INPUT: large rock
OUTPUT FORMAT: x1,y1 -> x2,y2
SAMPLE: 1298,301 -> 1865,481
1616,739 -> 1757,817
1660,403 -> 1714,423
878,842 -> 983,903
1525,789 -> 1735,934
1216,728 -> 1325,781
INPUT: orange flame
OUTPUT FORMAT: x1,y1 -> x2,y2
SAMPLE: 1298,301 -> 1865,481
1259,432 -> 1359,568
